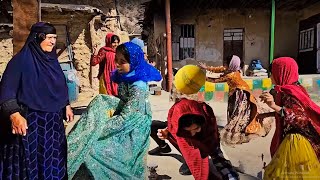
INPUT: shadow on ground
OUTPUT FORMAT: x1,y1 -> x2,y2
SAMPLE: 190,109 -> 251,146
151,153 -> 185,163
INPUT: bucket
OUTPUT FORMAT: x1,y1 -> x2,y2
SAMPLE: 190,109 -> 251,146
60,61 -> 79,103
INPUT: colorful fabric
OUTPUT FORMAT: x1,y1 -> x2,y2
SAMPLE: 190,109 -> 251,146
91,33 -> 118,96
270,93 -> 320,159
210,147 -> 239,180
207,66 -> 226,73
67,81 -> 152,179
271,57 -> 320,157
167,99 -> 238,180
264,134 -> 320,180
99,75 -> 107,94
0,109 -> 67,180
228,55 -> 241,72
208,71 -> 250,96
220,89 -> 270,146
0,22 -> 69,112
207,71 -> 268,142
111,42 -> 161,84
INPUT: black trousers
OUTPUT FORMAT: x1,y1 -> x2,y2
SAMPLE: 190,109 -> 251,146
150,120 -> 168,147
150,120 -> 239,180
150,120 -> 181,152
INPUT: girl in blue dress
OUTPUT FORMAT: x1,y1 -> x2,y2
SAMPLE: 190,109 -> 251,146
67,42 -> 162,179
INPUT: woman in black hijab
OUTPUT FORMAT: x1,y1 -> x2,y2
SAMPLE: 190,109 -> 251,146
0,22 -> 73,180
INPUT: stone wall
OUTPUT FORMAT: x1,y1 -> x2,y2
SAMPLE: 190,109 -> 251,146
41,0 -> 115,14
116,0 -> 151,34
0,32 -> 13,76
42,12 -> 95,94
42,9 -> 128,96
0,1 -> 135,101
42,0 -> 149,35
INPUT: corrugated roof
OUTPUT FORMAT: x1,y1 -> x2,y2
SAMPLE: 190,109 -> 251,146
41,3 -> 103,14
171,0 -> 320,10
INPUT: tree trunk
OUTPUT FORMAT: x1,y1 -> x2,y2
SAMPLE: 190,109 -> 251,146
13,0 -> 40,55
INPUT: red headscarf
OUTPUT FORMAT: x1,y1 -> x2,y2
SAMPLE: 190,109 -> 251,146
100,33 -> 118,95
167,98 -> 220,180
270,57 -> 320,156
102,33 -> 116,52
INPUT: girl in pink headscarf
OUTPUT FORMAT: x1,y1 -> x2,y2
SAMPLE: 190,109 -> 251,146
91,33 -> 120,95
199,55 -> 270,146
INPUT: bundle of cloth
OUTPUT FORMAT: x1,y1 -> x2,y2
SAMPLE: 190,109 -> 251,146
248,59 -> 268,77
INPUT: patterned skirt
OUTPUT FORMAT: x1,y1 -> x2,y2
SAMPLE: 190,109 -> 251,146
220,89 -> 267,146
0,109 -> 67,180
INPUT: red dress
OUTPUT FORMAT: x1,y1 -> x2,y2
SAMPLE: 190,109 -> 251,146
167,99 -> 238,180
91,33 -> 118,96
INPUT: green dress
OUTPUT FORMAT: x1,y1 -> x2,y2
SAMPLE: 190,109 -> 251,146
67,81 -> 151,180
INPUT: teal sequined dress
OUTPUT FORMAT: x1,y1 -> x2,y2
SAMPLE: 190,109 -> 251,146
67,81 -> 151,180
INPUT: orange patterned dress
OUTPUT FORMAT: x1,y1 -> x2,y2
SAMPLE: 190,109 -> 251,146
207,66 -> 270,145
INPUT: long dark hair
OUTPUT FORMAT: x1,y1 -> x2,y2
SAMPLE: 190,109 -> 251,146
111,35 -> 120,43
116,44 -> 130,63
179,114 -> 205,129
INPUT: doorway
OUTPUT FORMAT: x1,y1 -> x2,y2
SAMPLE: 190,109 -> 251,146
223,28 -> 244,65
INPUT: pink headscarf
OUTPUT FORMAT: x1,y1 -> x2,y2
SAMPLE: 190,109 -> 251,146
228,55 -> 241,72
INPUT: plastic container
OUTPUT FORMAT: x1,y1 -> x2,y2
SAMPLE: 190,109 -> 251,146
60,61 -> 79,103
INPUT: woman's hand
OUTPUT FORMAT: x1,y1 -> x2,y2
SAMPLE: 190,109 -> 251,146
92,44 -> 98,55
259,92 -> 276,108
65,105 -> 74,122
198,62 -> 208,70
10,112 -> 28,136
259,92 -> 282,112
157,128 -> 169,140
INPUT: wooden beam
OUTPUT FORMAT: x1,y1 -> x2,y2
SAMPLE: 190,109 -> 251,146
165,0 -> 173,92
13,0 -> 40,55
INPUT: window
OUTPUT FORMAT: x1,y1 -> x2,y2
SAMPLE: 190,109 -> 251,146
223,28 -> 243,41
299,28 -> 314,52
172,24 -> 195,61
